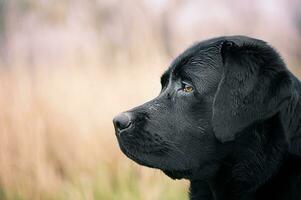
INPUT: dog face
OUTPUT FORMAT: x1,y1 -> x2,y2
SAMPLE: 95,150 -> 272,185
113,36 -> 292,180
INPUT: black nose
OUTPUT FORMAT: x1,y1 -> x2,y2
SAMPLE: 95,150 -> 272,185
113,112 -> 132,132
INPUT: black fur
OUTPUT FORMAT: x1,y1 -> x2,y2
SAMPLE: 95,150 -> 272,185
113,36 -> 301,200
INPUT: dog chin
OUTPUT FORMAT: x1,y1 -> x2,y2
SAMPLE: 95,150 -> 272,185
164,162 -> 219,180
117,141 -> 157,168
163,169 -> 194,180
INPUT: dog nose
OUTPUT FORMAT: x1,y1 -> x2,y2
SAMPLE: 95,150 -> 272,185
113,113 -> 132,132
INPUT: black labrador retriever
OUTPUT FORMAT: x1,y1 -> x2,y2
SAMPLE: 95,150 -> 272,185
113,36 -> 301,200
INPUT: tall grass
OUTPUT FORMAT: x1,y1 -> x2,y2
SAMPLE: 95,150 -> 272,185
0,64 -> 188,200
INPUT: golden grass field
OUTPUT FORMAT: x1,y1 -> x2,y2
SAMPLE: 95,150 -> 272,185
0,63 -> 190,200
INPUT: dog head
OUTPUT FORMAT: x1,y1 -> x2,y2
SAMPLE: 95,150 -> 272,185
113,36 -> 292,180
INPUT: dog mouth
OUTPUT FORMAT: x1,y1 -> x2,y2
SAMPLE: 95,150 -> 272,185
114,128 -> 194,171
117,141 -> 158,168
116,129 -> 170,156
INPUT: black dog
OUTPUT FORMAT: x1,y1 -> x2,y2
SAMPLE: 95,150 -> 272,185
113,36 -> 301,200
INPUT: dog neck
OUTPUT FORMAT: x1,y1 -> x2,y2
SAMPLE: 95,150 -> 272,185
190,114 -> 289,200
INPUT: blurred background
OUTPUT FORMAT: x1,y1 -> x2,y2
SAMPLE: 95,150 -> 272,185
0,0 -> 300,199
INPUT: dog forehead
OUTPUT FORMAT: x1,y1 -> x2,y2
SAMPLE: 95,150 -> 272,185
163,35 -> 261,80
169,45 -> 220,79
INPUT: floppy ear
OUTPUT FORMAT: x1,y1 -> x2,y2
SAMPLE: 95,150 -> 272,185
212,40 -> 292,142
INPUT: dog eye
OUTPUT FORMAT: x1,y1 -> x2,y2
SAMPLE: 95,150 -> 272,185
182,83 -> 194,93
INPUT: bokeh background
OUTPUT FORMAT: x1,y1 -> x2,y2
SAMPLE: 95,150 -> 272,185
0,0 -> 300,199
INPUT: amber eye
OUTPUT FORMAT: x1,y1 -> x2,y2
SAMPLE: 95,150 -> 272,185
183,84 -> 194,93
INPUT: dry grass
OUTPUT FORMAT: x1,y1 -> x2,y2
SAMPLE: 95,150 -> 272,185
0,64 -> 188,200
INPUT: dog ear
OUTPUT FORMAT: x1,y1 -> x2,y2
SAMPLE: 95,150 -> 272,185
212,39 -> 292,143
